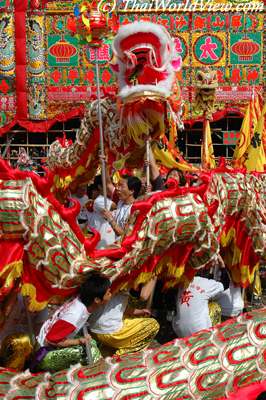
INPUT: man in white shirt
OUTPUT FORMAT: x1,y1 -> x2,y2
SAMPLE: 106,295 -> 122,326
89,293 -> 159,355
172,276 -> 224,338
102,175 -> 142,240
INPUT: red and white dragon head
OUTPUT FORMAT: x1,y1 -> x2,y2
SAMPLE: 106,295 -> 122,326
111,21 -> 182,102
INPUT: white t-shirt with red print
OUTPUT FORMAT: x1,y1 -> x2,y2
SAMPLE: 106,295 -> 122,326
37,297 -> 90,346
172,277 -> 224,338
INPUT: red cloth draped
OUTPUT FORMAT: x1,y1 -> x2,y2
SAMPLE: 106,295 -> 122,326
0,240 -> 24,269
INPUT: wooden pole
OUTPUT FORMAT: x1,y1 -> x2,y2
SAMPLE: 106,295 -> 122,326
250,268 -> 258,306
95,47 -> 108,209
82,324 -> 93,365
146,139 -> 150,193
201,118 -> 207,169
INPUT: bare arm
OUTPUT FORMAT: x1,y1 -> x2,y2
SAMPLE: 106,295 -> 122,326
140,277 -> 157,302
124,305 -> 151,317
52,335 -> 91,348
149,148 -> 160,182
109,218 -> 124,236
101,209 -> 124,236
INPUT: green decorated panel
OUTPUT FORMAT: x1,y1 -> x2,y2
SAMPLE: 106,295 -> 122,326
192,33 -> 226,66
48,35 -> 79,67
229,33 -> 262,65
0,0 -> 12,8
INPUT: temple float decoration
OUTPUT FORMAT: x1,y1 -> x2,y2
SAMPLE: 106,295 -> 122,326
0,0 -> 264,133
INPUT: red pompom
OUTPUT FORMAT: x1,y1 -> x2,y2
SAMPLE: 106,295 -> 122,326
66,16 -> 77,33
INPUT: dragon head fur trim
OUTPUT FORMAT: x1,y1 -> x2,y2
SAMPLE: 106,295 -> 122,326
111,21 -> 182,102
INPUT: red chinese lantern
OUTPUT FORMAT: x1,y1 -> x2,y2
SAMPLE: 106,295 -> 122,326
49,40 -> 77,63
232,37 -> 260,61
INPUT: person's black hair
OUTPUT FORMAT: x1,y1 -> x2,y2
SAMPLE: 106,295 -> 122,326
79,271 -> 111,307
256,392 -> 266,400
87,183 -> 96,198
122,175 -> 142,199
166,169 -> 186,187
196,267 -> 213,280
93,175 -> 103,190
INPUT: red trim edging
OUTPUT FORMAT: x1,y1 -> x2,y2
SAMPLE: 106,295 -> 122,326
0,107 -> 85,136
14,0 -> 28,120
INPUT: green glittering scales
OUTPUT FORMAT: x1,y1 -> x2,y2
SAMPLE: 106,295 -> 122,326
38,339 -> 101,372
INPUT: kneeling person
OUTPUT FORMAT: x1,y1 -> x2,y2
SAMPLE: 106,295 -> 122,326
34,272 -> 112,372
89,293 -> 159,355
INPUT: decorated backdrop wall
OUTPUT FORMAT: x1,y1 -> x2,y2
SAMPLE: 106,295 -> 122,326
0,0 -> 264,134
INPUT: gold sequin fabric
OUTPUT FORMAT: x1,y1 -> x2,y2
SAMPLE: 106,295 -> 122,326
208,301 -> 222,326
93,317 -> 159,356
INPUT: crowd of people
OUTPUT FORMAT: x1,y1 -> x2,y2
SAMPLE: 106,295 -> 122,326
0,146 -> 262,374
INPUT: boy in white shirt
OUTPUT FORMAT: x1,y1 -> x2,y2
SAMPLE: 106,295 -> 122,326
33,272 -> 112,372
172,276 -> 224,338
89,293 -> 159,355
87,175 -> 116,249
